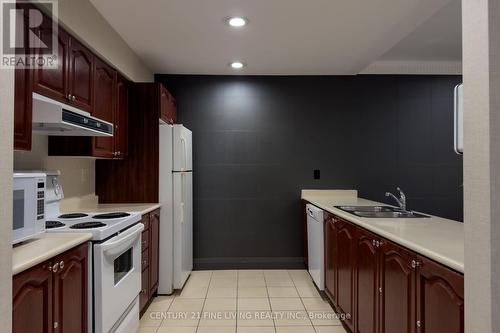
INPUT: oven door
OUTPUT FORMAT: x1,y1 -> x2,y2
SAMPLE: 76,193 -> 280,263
93,223 -> 144,333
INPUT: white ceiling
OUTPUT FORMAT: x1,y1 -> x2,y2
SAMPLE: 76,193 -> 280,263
380,0 -> 462,62
89,0 -> 457,75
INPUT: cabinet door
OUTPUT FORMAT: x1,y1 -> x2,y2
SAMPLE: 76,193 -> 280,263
149,210 -> 160,294
13,264 -> 53,333
324,214 -> 336,302
160,85 -> 174,124
32,18 -> 70,103
379,240 -> 416,333
355,228 -> 379,333
416,256 -> 464,333
335,219 -> 356,331
169,95 -> 177,124
14,7 -> 32,151
140,268 -> 149,312
53,243 -> 88,333
68,37 -> 93,112
92,57 -> 115,158
114,74 -> 129,159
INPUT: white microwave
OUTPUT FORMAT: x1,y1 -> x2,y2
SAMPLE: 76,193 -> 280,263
13,173 -> 46,244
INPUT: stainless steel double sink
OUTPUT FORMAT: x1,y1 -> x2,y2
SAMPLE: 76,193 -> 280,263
334,205 -> 430,218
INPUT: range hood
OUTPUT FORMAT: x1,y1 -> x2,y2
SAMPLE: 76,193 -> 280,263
32,93 -> 113,137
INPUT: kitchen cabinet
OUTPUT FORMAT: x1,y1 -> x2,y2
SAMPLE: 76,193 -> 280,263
160,84 -> 177,124
114,73 -> 129,159
92,57 -> 116,158
48,63 -> 129,158
31,20 -> 70,104
13,243 -> 88,333
13,5 -> 32,151
324,213 -> 335,302
416,255 -> 464,333
68,37 -> 94,112
379,238 -> 415,333
355,227 -> 380,333
139,209 -> 161,314
13,4 -> 130,154
96,83 -> 176,203
321,209 -> 463,333
335,218 -> 356,331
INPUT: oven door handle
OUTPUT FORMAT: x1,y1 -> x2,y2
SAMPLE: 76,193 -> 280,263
101,223 -> 144,259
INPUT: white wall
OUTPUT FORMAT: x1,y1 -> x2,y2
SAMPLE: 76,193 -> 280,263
0,68 -> 14,332
463,0 -> 500,332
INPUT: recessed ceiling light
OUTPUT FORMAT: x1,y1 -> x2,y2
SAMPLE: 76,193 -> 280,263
230,61 -> 245,69
226,16 -> 248,28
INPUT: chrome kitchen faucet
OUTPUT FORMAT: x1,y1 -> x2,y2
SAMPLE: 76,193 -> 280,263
385,187 -> 406,211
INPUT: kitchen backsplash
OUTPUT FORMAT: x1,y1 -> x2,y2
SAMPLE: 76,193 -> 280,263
14,134 -> 98,211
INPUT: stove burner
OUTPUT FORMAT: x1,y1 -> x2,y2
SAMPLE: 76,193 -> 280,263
70,222 -> 107,229
46,221 -> 65,229
58,213 -> 88,219
93,212 -> 131,219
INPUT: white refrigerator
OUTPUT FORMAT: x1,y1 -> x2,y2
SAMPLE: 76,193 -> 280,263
158,123 -> 193,294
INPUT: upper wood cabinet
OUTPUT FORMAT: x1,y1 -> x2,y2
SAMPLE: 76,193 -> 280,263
160,84 -> 177,124
92,57 -> 116,158
114,73 -> 129,159
31,17 -> 70,104
68,38 -> 94,112
13,243 -> 88,333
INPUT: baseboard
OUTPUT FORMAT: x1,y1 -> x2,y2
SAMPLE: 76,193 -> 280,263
193,257 -> 306,270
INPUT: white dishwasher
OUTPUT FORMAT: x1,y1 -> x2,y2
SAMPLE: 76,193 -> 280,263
306,204 -> 324,290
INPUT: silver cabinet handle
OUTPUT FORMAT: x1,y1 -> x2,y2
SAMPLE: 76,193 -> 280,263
71,95 -> 76,101
49,262 -> 59,273
67,94 -> 71,100
59,261 -> 64,270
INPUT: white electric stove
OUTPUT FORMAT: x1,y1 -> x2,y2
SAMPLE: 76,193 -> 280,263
43,171 -> 143,333
46,211 -> 142,240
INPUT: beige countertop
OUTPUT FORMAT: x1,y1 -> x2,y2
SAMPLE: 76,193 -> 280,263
63,203 -> 161,216
13,232 -> 92,275
302,190 -> 464,273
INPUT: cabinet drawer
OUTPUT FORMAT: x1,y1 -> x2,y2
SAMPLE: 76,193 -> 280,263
141,229 -> 149,250
140,268 -> 149,312
142,249 -> 149,271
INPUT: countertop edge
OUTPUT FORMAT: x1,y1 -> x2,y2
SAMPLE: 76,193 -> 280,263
13,233 -> 93,275
303,197 -> 464,274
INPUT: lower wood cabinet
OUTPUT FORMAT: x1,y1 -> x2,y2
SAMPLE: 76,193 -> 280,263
322,210 -> 464,333
140,209 -> 160,314
13,242 -> 88,333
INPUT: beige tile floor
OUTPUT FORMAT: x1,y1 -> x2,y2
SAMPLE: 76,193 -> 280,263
137,270 -> 348,333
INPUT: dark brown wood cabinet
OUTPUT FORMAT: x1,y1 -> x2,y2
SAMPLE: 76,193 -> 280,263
321,209 -> 464,333
324,213 -> 336,302
13,243 -> 88,333
160,84 -> 177,124
68,38 -> 94,112
92,57 -> 116,158
96,83 -> 176,203
140,209 -> 161,314
335,218 -> 356,331
13,4 -> 131,156
355,228 -> 380,333
379,239 -> 416,333
416,255 -> 464,333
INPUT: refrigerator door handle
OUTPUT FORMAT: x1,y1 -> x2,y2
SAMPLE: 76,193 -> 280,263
181,137 -> 187,171
180,172 -> 186,224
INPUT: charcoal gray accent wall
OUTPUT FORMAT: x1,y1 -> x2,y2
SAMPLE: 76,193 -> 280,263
155,74 -> 463,269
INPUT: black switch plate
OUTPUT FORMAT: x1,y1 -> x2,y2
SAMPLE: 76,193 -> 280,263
314,169 -> 320,180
